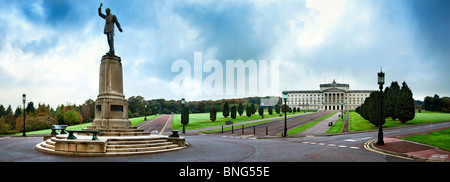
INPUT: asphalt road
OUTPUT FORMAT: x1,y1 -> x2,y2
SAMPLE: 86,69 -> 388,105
1,121 -> 448,162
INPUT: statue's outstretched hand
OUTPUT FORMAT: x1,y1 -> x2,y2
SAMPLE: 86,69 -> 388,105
100,3 -> 103,8
119,28 -> 123,32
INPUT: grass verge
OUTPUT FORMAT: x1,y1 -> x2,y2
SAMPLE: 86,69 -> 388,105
401,128 -> 450,151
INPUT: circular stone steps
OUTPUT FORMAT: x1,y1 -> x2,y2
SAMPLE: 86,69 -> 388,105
35,135 -> 186,156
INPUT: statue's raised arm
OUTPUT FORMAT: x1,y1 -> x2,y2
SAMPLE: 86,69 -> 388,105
98,3 -> 106,19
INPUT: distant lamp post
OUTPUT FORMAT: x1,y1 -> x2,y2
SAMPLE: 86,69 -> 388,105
282,91 -> 288,137
181,98 -> 185,133
181,98 -> 185,110
22,93 -> 26,137
144,103 -> 147,121
341,101 -> 344,119
377,69 -> 385,145
261,103 -> 264,119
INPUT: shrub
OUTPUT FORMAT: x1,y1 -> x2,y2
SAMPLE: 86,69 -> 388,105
395,82 -> 415,124
223,103 -> 229,118
15,115 -> 57,132
231,106 -> 237,119
0,117 -> 16,134
63,110 -> 80,125
258,107 -> 263,116
237,103 -> 243,116
210,107 -> 216,122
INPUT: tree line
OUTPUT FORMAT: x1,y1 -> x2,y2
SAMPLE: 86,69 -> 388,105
0,95 -> 281,134
356,81 -> 415,125
421,94 -> 450,113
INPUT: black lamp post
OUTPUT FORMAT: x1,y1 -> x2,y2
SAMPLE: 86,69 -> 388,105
341,101 -> 344,119
22,93 -> 26,137
181,98 -> 185,133
144,103 -> 147,121
282,91 -> 288,137
377,69 -> 385,145
261,103 -> 264,119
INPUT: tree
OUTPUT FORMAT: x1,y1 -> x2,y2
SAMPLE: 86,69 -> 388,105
35,104 -> 51,117
431,94 -> 443,112
128,96 -> 145,116
361,91 -> 385,126
441,97 -> 450,113
275,104 -> 280,114
81,99 -> 95,122
246,106 -> 252,117
395,82 -> 415,124
55,105 -> 65,124
181,107 -> 189,133
223,102 -> 230,118
384,81 -> 400,120
231,106 -> 237,119
282,104 -> 287,113
210,107 -> 216,122
63,110 -> 80,125
5,105 -> 12,116
250,104 -> 256,115
237,103 -> 244,116
258,107 -> 263,118
423,96 -> 433,111
25,102 -> 35,115
0,105 -> 5,117
268,106 -> 273,115
13,106 -> 22,117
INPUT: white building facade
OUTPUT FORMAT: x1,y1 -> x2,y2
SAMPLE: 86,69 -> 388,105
285,80 -> 376,111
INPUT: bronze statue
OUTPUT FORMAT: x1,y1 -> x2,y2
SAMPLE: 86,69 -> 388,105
98,3 -> 123,56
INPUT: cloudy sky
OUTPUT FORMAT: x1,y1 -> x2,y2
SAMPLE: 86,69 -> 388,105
1,0 -> 449,109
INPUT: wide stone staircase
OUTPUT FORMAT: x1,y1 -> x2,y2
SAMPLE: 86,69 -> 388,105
35,127 -> 186,156
83,126 -> 150,137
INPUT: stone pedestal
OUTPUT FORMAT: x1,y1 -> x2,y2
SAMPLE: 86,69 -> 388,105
92,55 -> 131,128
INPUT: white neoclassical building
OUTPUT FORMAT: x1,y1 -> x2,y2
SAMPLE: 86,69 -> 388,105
285,80 -> 376,111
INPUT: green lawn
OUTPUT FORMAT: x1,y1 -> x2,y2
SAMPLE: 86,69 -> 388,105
200,113 -> 305,133
401,128 -> 450,151
349,111 -> 450,131
172,110 -> 303,131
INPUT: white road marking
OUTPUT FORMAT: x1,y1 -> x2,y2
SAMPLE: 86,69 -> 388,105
344,137 -> 372,142
301,141 -> 361,150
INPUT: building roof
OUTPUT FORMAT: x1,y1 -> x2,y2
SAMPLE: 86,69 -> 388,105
285,79 -> 377,94
319,79 -> 349,88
